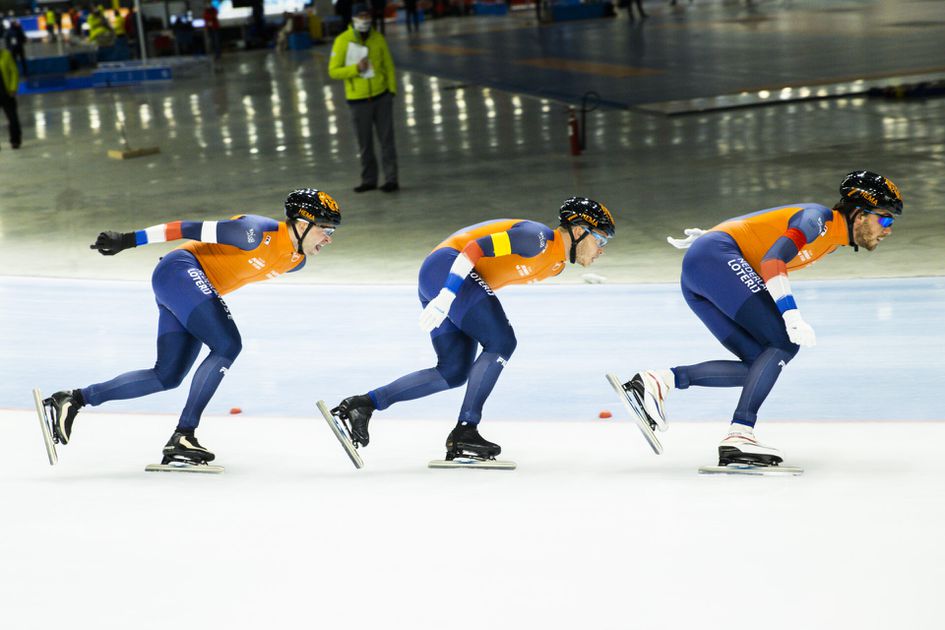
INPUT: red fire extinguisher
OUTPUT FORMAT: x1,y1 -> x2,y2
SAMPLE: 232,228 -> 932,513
568,107 -> 581,156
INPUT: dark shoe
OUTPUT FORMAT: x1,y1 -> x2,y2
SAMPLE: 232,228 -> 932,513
380,182 -> 399,193
44,389 -> 85,445
11,142 -> 21,149
162,429 -> 215,464
445,422 -> 501,460
353,183 -> 377,193
332,394 -> 375,447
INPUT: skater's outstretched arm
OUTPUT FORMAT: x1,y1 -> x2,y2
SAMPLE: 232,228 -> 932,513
419,221 -> 553,332
90,215 -> 280,256
758,205 -> 836,347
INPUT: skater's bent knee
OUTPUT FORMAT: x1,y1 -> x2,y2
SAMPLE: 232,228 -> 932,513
437,363 -> 470,388
215,337 -> 242,361
484,329 -> 516,358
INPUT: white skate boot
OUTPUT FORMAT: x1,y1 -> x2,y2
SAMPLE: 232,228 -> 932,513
606,369 -> 673,455
718,425 -> 783,466
699,425 -> 802,476
626,370 -> 673,432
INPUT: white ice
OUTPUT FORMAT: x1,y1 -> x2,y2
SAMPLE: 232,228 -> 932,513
2,276 -> 944,629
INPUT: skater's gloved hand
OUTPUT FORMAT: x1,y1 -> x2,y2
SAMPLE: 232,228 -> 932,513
666,228 -> 706,249
782,309 -> 816,347
419,289 -> 455,333
90,231 -> 137,256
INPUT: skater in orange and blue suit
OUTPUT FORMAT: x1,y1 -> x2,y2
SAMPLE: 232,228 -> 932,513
616,171 -> 902,467
332,197 -> 616,461
42,189 -> 341,466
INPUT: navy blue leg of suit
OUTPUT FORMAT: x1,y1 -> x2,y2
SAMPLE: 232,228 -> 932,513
671,233 -> 799,427
81,250 -> 242,431
369,248 -> 517,425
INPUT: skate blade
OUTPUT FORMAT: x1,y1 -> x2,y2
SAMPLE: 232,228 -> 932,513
317,400 -> 364,469
32,388 -> 58,466
145,462 -> 225,474
606,373 -> 663,455
698,463 -> 803,477
429,458 -> 517,470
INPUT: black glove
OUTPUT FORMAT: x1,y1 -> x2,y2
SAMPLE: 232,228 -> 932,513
90,231 -> 137,256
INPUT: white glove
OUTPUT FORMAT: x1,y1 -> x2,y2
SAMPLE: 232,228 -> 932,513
419,289 -> 455,333
666,228 -> 706,249
782,309 -> 816,347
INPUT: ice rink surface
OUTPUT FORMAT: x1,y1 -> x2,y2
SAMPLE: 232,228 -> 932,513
2,2 -> 944,626
2,276 -> 943,629
3,416 -> 944,630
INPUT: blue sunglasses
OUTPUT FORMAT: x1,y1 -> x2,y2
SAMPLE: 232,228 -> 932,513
581,227 -> 610,247
862,209 -> 895,228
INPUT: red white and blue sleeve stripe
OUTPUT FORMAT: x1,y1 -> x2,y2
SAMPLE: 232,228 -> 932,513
132,215 -> 277,251
760,206 -> 833,314
134,221 -> 216,246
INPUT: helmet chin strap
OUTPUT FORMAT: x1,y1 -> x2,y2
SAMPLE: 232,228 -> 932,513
291,221 -> 316,255
567,225 -> 590,264
845,210 -> 860,253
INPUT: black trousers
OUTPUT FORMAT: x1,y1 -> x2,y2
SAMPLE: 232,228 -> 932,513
0,90 -> 22,147
11,45 -> 27,76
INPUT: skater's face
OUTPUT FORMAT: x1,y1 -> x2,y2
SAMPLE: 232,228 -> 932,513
852,209 -> 894,252
574,227 -> 608,267
294,221 -> 335,256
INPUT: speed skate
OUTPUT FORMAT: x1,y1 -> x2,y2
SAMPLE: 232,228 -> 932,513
145,462 -> 224,474
428,457 -> 517,470
317,400 -> 364,469
32,388 -> 58,465
699,463 -> 803,476
606,373 -> 662,454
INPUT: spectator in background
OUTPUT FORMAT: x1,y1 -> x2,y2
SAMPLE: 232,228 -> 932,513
45,7 -> 58,42
87,8 -> 115,46
626,0 -> 647,22
5,20 -> 27,76
0,39 -> 22,149
203,2 -> 222,60
112,8 -> 127,48
68,6 -> 82,41
249,0 -> 267,48
328,3 -> 399,193
124,6 -> 139,57
404,0 -> 420,34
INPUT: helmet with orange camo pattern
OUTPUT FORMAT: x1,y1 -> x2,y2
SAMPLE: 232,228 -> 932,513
559,197 -> 615,263
285,188 -> 342,226
839,171 -> 903,215
285,188 -> 340,254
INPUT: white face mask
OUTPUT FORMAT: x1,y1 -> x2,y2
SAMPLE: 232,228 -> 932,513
353,17 -> 371,33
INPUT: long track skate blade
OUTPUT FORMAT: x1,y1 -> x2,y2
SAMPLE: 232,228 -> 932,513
606,373 -> 663,455
32,388 -> 58,466
428,458 -> 517,470
698,464 -> 803,477
317,400 -> 364,469
145,463 -> 225,474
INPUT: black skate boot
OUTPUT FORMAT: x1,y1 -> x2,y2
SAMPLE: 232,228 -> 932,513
43,389 -> 85,445
445,421 -> 501,461
331,394 -> 375,447
162,429 -> 215,465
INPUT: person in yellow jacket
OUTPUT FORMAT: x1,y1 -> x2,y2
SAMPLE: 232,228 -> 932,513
45,8 -> 58,42
0,43 -> 22,149
87,9 -> 114,46
328,3 -> 399,193
113,11 -> 127,38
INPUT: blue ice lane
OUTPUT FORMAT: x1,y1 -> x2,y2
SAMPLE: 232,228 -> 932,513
1,276 -> 942,422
